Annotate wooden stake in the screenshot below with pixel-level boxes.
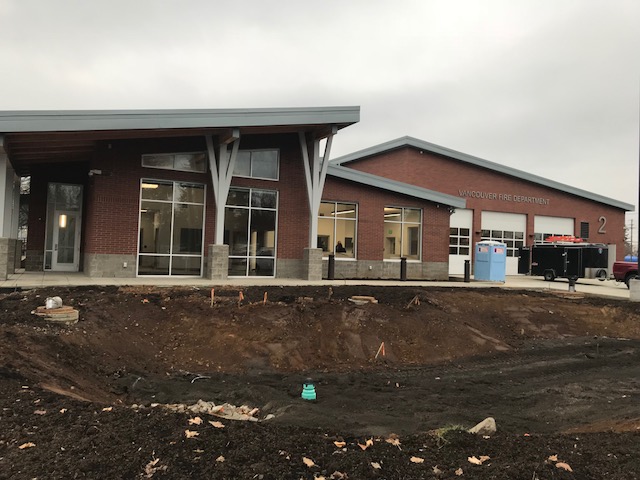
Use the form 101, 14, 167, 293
210, 288, 215, 307
263, 292, 268, 305
374, 341, 386, 359
238, 291, 244, 307
405, 295, 420, 309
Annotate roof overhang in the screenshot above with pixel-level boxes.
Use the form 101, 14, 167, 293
0, 106, 360, 174
332, 136, 634, 212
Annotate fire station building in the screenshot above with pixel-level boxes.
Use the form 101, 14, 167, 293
0, 109, 632, 281
332, 136, 633, 276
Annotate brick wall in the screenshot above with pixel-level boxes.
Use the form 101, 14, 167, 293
85, 137, 215, 256
343, 147, 627, 259
322, 176, 451, 263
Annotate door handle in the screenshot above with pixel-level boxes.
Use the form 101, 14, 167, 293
54, 244, 58, 251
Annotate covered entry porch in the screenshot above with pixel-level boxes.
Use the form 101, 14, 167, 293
0, 107, 359, 280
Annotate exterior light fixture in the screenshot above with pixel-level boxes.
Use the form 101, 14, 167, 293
59, 214, 67, 228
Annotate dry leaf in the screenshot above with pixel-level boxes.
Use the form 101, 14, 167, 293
194, 449, 204, 453
302, 456, 316, 467
184, 430, 199, 438
208, 420, 225, 429
410, 456, 425, 464
329, 472, 347, 479
188, 417, 203, 425
333, 440, 346, 448
142, 298, 149, 303
371, 462, 382, 470
556, 462, 573, 472
59, 408, 67, 414
432, 465, 442, 474
385, 434, 401, 449
102, 407, 113, 412
468, 455, 490, 465
143, 458, 167, 477
216, 455, 225, 463
455, 467, 464, 475
314, 476, 326, 480
548, 454, 558, 462
358, 438, 374, 450
33, 410, 47, 415
19, 442, 36, 449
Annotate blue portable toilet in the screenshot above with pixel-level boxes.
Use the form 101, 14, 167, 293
474, 241, 507, 282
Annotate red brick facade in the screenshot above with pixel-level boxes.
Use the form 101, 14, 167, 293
31, 135, 621, 276
322, 177, 450, 263
341, 147, 627, 259
27, 135, 453, 274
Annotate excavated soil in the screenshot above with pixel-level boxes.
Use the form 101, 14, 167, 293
1, 285, 640, 479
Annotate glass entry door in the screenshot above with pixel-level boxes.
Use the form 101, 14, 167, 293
52, 210, 81, 271
44, 184, 83, 272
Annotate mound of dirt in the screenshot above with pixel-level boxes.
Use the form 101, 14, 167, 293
1, 285, 640, 478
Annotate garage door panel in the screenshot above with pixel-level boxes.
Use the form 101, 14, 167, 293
449, 209, 472, 275
481, 212, 526, 275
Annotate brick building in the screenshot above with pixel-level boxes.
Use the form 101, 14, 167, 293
332, 136, 633, 276
0, 111, 632, 281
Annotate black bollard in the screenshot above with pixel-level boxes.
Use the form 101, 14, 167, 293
327, 254, 335, 280
400, 257, 407, 281
568, 276, 577, 292
464, 259, 471, 283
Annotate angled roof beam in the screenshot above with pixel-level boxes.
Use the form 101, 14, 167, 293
300, 126, 337, 248
205, 129, 240, 244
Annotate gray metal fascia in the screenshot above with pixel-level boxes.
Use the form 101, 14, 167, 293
332, 136, 634, 211
0, 106, 360, 133
327, 165, 466, 209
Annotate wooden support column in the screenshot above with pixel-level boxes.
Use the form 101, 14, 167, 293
299, 126, 336, 248
205, 129, 240, 245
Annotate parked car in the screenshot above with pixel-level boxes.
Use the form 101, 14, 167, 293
612, 261, 638, 288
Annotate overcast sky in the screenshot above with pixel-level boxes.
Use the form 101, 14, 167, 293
2, 0, 639, 222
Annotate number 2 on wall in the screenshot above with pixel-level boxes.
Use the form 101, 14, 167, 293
598, 216, 606, 234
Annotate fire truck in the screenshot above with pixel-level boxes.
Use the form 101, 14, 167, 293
518, 236, 609, 282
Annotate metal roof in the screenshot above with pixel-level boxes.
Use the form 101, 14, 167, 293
328, 164, 466, 208
332, 136, 634, 211
0, 106, 360, 175
0, 106, 360, 133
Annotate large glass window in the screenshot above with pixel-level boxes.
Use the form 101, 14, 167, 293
142, 152, 206, 173
233, 150, 279, 180
317, 202, 357, 258
138, 180, 205, 276
225, 187, 277, 277
383, 207, 421, 260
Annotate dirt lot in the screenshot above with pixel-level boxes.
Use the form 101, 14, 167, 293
1, 284, 640, 479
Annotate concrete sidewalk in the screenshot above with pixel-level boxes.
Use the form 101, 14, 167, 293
0, 270, 630, 299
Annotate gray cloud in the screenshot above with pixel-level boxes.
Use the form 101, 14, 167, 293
1, 0, 638, 213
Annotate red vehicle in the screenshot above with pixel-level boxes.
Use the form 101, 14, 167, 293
612, 261, 638, 288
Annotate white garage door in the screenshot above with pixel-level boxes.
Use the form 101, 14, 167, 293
480, 211, 526, 275
534, 215, 574, 242
449, 209, 473, 275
